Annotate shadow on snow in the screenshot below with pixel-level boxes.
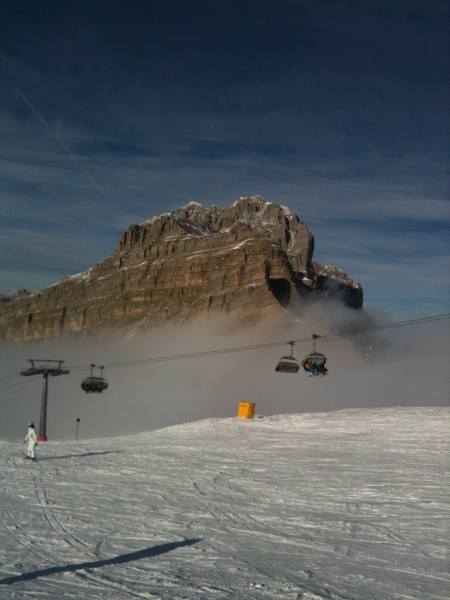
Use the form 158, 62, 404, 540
0, 538, 201, 585
37, 450, 124, 461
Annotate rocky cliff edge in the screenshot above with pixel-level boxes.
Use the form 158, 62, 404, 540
0, 196, 362, 342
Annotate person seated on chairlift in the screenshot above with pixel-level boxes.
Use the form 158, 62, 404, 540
304, 361, 318, 376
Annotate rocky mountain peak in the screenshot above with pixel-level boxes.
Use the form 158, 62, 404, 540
0, 197, 362, 342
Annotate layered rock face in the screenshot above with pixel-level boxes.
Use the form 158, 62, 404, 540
0, 196, 362, 342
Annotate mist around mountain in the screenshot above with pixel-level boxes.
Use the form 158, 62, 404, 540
1, 303, 448, 442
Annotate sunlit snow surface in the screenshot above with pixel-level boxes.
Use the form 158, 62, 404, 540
1, 407, 449, 599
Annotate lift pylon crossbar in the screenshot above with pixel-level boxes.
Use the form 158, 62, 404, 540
20, 359, 69, 377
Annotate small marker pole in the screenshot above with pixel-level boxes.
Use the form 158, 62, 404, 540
75, 418, 80, 441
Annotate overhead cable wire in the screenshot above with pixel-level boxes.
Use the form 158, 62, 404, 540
0, 372, 23, 383
322, 313, 450, 340
65, 312, 450, 372
2, 313, 448, 383
0, 378, 38, 391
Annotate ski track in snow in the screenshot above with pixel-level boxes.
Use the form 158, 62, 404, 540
1, 407, 449, 599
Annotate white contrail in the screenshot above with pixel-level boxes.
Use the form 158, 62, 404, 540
7, 77, 112, 202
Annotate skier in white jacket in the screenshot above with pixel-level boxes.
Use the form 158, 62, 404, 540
24, 421, 38, 461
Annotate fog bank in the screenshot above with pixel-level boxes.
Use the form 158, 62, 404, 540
1, 308, 448, 441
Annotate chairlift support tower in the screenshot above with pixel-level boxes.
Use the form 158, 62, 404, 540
20, 359, 69, 441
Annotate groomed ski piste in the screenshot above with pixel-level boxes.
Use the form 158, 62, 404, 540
1, 407, 449, 599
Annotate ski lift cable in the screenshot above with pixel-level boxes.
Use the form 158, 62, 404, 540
326, 313, 450, 339
0, 378, 39, 391
68, 339, 298, 371
1, 313, 448, 383
64, 312, 450, 372
0, 372, 23, 383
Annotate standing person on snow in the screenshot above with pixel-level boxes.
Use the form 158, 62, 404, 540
24, 421, 38, 461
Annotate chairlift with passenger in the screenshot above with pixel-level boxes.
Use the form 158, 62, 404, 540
81, 364, 108, 393
275, 341, 300, 373
301, 334, 328, 376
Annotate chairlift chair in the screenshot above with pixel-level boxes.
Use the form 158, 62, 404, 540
275, 341, 300, 373
301, 335, 328, 375
81, 364, 108, 393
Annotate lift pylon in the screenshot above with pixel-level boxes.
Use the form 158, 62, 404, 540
21, 359, 69, 441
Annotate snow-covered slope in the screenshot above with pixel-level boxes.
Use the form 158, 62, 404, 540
1, 407, 449, 599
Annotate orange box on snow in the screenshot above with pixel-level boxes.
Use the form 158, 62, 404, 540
237, 402, 255, 419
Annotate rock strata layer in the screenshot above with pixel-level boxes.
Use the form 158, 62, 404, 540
0, 196, 362, 342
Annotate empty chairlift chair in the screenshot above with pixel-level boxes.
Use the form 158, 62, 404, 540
275, 341, 300, 373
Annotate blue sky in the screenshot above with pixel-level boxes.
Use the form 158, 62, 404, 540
1, 0, 449, 319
